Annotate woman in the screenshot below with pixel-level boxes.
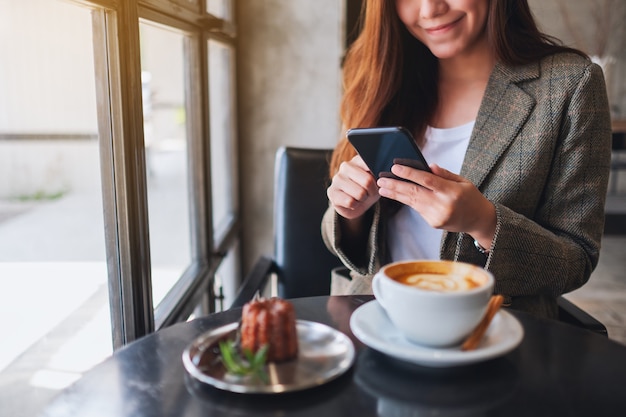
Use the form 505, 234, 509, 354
322, 0, 612, 318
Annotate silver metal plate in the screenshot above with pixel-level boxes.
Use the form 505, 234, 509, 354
182, 320, 355, 394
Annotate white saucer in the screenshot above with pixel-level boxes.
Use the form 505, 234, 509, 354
349, 300, 523, 368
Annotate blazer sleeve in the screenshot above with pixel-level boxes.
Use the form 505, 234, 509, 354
321, 203, 382, 276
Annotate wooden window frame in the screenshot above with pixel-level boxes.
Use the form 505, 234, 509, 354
85, 0, 239, 348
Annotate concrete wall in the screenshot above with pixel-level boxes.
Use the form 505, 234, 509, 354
236, 0, 345, 273
0, 0, 97, 133
528, 0, 626, 119
0, 1, 99, 199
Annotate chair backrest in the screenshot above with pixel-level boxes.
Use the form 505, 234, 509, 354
273, 147, 343, 298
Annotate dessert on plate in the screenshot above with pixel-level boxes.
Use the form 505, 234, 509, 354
240, 297, 299, 362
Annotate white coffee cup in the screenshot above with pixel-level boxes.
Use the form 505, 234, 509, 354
372, 260, 494, 347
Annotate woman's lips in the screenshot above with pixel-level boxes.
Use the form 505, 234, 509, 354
423, 16, 463, 35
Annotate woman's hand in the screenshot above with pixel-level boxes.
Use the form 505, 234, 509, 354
377, 163, 496, 248
327, 155, 380, 220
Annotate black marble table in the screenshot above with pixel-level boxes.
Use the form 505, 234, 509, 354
41, 295, 626, 416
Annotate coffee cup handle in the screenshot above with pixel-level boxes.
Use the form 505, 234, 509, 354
372, 273, 387, 308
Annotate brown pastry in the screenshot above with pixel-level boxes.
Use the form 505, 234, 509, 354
240, 297, 298, 362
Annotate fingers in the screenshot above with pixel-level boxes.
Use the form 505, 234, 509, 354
327, 156, 380, 219
390, 163, 460, 185
429, 163, 465, 181
376, 164, 436, 197
377, 174, 434, 212
376, 163, 485, 233
351, 154, 371, 172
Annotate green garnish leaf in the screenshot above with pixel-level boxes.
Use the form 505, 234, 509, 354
253, 345, 269, 368
218, 340, 269, 383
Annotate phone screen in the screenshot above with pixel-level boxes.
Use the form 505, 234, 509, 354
347, 126, 431, 180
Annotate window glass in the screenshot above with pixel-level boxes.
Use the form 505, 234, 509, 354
139, 22, 193, 307
0, 1, 111, 415
208, 39, 238, 244
207, 0, 232, 20
214, 239, 241, 311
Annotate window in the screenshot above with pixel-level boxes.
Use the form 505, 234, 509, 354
0, 1, 109, 414
139, 22, 193, 309
209, 40, 238, 247
0, 0, 239, 415
207, 0, 233, 20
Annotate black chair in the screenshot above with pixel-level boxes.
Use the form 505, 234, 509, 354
232, 147, 342, 306
232, 146, 608, 337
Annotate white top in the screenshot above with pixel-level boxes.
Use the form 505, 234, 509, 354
388, 121, 474, 261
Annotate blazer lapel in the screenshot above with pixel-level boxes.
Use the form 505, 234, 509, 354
460, 61, 539, 188
442, 61, 539, 260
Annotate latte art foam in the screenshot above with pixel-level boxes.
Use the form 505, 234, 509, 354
398, 273, 481, 292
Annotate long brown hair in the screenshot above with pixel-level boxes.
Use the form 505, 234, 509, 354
329, 0, 585, 177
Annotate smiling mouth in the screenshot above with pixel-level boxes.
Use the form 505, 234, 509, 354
424, 16, 464, 34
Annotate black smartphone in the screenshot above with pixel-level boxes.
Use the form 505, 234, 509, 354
346, 126, 431, 180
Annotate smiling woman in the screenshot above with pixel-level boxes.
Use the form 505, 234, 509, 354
395, 0, 491, 62
323, 0, 612, 320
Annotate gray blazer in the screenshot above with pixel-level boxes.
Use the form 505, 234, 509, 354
322, 52, 612, 318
